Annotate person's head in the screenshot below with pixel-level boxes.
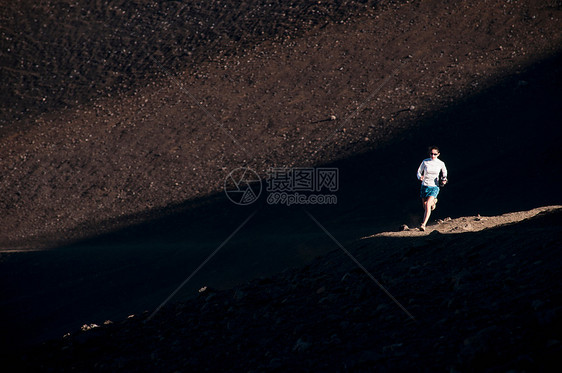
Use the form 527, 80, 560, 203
428, 146, 440, 159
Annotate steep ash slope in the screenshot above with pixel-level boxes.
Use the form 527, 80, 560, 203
1, 0, 561, 249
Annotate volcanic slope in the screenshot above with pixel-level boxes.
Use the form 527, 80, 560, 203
1, 0, 562, 249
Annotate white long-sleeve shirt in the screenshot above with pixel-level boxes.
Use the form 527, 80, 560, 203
417, 158, 447, 187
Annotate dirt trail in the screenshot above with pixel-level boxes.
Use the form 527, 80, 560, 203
367, 205, 562, 237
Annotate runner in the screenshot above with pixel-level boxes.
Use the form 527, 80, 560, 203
417, 146, 448, 231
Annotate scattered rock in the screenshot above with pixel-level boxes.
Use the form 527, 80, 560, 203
293, 338, 311, 353
268, 358, 283, 369
81, 324, 99, 331
233, 289, 246, 301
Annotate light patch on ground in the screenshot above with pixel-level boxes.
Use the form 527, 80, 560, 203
362, 205, 562, 238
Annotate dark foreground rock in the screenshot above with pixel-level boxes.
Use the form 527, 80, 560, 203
10, 208, 562, 372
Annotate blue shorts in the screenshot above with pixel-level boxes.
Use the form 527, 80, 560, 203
420, 185, 440, 199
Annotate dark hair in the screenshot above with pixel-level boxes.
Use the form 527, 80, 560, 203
428, 146, 440, 153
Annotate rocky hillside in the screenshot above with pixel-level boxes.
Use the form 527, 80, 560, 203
1, 0, 561, 249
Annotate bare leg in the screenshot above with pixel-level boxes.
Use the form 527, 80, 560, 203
421, 196, 434, 230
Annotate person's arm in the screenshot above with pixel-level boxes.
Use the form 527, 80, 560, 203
441, 162, 448, 184
417, 162, 425, 181
441, 162, 448, 179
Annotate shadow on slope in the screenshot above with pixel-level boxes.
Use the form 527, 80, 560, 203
10, 208, 562, 371
1, 49, 561, 353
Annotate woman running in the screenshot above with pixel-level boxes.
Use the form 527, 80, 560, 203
417, 146, 447, 231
